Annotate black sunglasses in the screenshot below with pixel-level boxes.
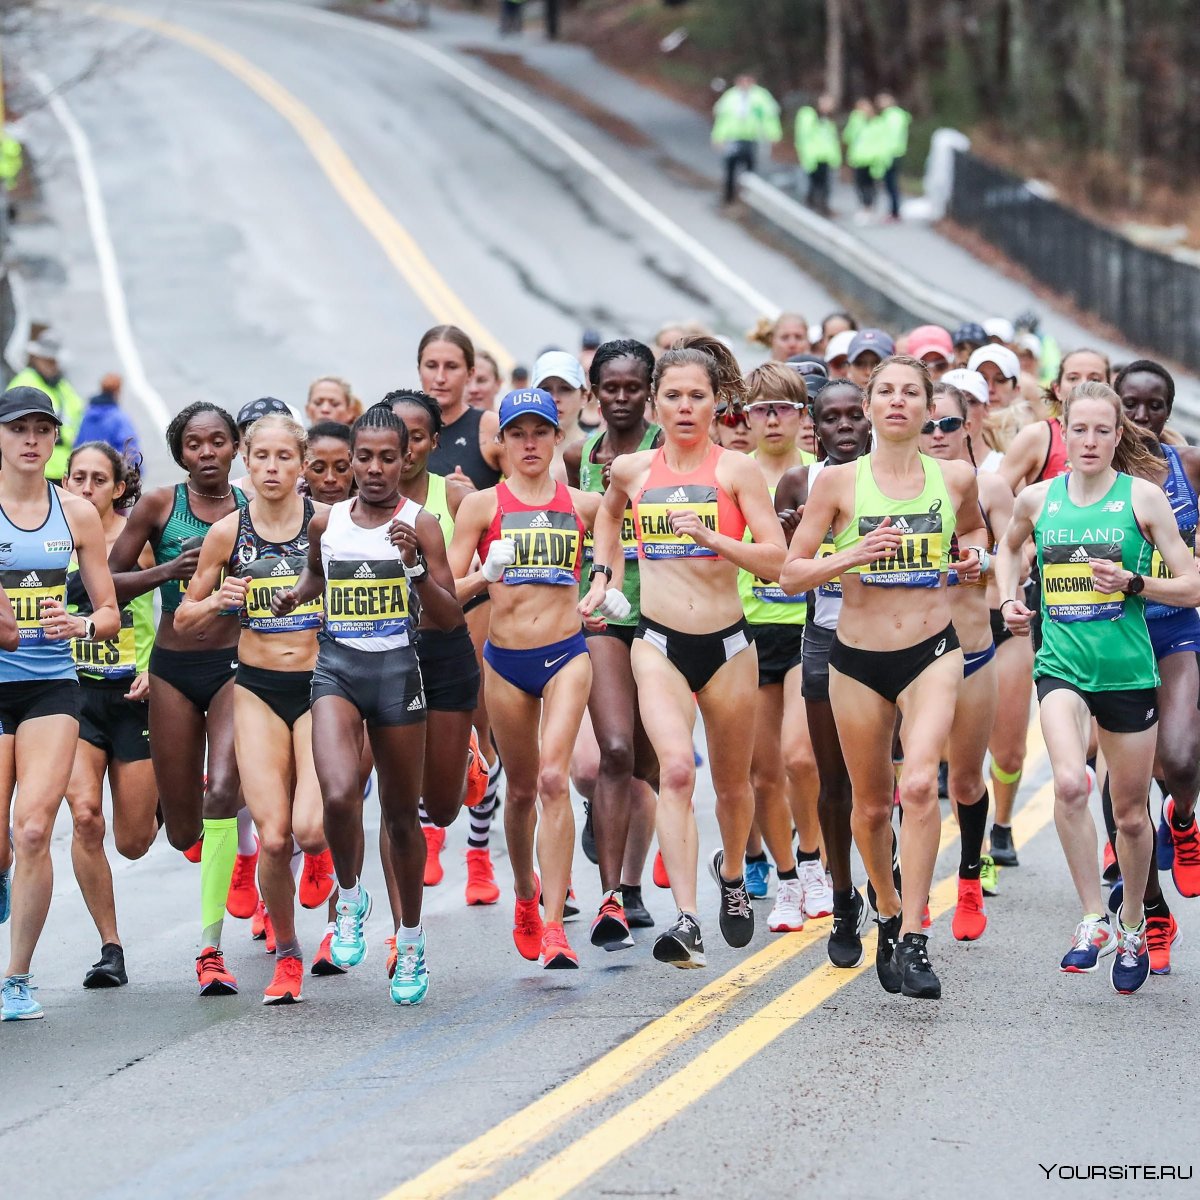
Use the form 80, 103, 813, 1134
921, 416, 964, 435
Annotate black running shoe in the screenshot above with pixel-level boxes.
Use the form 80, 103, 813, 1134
875, 914, 902, 994
83, 943, 127, 989
621, 885, 654, 928
866, 830, 903, 914
581, 799, 598, 865
652, 912, 706, 968
894, 932, 942, 999
828, 888, 869, 968
990, 823, 1019, 867
708, 849, 754, 948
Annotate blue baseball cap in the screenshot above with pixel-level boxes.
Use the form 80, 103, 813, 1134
498, 388, 560, 431
847, 329, 896, 364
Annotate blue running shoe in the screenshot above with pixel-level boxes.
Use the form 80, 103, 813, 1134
1157, 815, 1175, 872
332, 887, 372, 968
1, 974, 43, 1021
1060, 914, 1117, 973
1107, 878, 1123, 918
745, 857, 771, 900
1111, 916, 1150, 995
390, 932, 430, 1006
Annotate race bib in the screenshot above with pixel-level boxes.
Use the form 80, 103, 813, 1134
1148, 526, 1195, 584
857, 511, 943, 588
1, 567, 68, 644
242, 555, 322, 633
638, 484, 719, 559
324, 559, 409, 638
817, 536, 841, 598
500, 510, 581, 586
1042, 542, 1123, 622
73, 608, 137, 679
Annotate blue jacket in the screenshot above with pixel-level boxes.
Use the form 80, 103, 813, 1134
76, 394, 141, 459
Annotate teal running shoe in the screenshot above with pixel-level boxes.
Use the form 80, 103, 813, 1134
390, 932, 430, 1006
331, 887, 372, 968
745, 856, 771, 899
2, 974, 44, 1021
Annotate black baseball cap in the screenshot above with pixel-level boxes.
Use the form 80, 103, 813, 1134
951, 322, 988, 349
236, 396, 290, 429
0, 385, 63, 425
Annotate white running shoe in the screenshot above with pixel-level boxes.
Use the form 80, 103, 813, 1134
799, 859, 834, 918
767, 878, 806, 932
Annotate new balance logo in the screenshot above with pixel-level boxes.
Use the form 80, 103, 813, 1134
1102, 500, 1126, 512
529, 512, 552, 528
1068, 546, 1091, 563
270, 560, 292, 576
666, 488, 689, 503
354, 562, 375, 579
407, 695, 424, 711
19, 571, 41, 588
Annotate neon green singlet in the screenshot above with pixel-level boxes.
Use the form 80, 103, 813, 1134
422, 471, 454, 548
738, 484, 806, 624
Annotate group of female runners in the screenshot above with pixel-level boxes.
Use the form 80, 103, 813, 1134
2, 318, 1198, 1020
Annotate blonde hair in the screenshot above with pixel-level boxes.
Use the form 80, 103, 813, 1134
308, 375, 353, 405
747, 311, 808, 349
982, 397, 1036, 453
243, 412, 308, 458
746, 361, 809, 406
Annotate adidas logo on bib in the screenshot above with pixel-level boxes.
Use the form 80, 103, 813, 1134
270, 560, 292, 577
1069, 546, 1091, 563
891, 517, 913, 534
529, 512, 553, 528
20, 571, 41, 588
666, 488, 689, 503
354, 562, 376, 579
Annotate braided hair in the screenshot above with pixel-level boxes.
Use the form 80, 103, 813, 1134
588, 339, 655, 390
165, 401, 239, 468
353, 402, 409, 453
384, 388, 443, 436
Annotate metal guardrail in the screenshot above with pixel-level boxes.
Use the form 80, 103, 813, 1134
949, 150, 1200, 374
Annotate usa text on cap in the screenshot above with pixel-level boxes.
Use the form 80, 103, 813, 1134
498, 388, 560, 430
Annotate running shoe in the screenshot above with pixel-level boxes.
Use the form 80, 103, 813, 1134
464, 728, 488, 809
263, 909, 276, 954
652, 849, 670, 889
581, 799, 598, 865
979, 854, 1000, 898
799, 859, 833, 918
1106, 879, 1123, 918
767, 878, 805, 932
1166, 800, 1200, 898
1156, 812, 1175, 872
1060, 914, 1117, 973
183, 836, 204, 864
465, 848, 500, 906
263, 955, 304, 1005
310, 929, 346, 976
988, 824, 1018, 868
513, 878, 544, 961
894, 933, 941, 999
590, 890, 634, 950
708, 849, 754, 948
385, 935, 398, 980
82, 943, 127, 989
621, 885, 654, 928
828, 888, 869, 968
921, 905, 931, 930
251, 898, 268, 941
423, 826, 445, 887
391, 933, 430, 1003
745, 856, 771, 899
196, 947, 238, 996
1111, 915, 1150, 995
951, 878, 987, 942
652, 912, 706, 968
331, 887, 372, 968
226, 840, 260, 920
1, 974, 43, 1021
1146, 912, 1180, 975
1102, 840, 1120, 884
0, 859, 10, 926
298, 849, 335, 909
540, 921, 579, 970
875, 913, 902, 993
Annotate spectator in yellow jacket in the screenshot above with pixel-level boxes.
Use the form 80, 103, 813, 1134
794, 94, 841, 216
8, 332, 84, 482
712, 73, 782, 205
875, 92, 912, 220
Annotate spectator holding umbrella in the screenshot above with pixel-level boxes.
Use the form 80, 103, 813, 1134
711, 72, 782, 205
76, 373, 141, 459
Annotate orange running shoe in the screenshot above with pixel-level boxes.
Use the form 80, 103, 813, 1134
310, 930, 346, 976
465, 848, 500, 906
513, 877, 544, 960
922, 904, 932, 930
385, 935, 398, 980
652, 850, 670, 889
1102, 839, 1120, 884
590, 890, 633, 950
183, 836, 204, 864
464, 728, 488, 808
299, 849, 335, 909
264, 909, 276, 955
251, 898, 267, 941
196, 946, 238, 996
226, 841, 260, 919
263, 954, 303, 1005
1147, 912, 1180, 975
540, 920, 579, 970
423, 826, 445, 887
951, 878, 987, 941
1166, 800, 1200, 898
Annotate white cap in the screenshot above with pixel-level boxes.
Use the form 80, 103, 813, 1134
532, 350, 587, 391
824, 329, 856, 363
982, 316, 1015, 344
967, 344, 1021, 382
941, 368, 989, 406
808, 323, 824, 348
1015, 331, 1041, 358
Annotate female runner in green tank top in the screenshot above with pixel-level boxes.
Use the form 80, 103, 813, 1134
62, 443, 158, 989
996, 381, 1200, 994
563, 340, 662, 944
781, 356, 987, 1000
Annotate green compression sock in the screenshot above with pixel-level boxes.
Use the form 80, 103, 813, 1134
200, 817, 239, 949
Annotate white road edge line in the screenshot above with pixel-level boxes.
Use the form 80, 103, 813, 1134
234, 0, 783, 321
27, 67, 171, 428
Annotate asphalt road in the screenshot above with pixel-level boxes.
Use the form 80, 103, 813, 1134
2, 3, 1197, 1199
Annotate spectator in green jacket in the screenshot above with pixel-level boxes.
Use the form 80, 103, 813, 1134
844, 97, 882, 216
712, 73, 782, 205
875, 92, 912, 220
794, 94, 841, 217
8, 332, 84, 482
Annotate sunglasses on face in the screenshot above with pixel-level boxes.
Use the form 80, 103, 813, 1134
746, 400, 803, 419
714, 404, 750, 428
921, 416, 964, 435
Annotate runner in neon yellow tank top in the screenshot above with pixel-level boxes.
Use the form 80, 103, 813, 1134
782, 355, 988, 1001
997, 381, 1200, 994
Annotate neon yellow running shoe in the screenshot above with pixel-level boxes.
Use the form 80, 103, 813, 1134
979, 854, 1000, 898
